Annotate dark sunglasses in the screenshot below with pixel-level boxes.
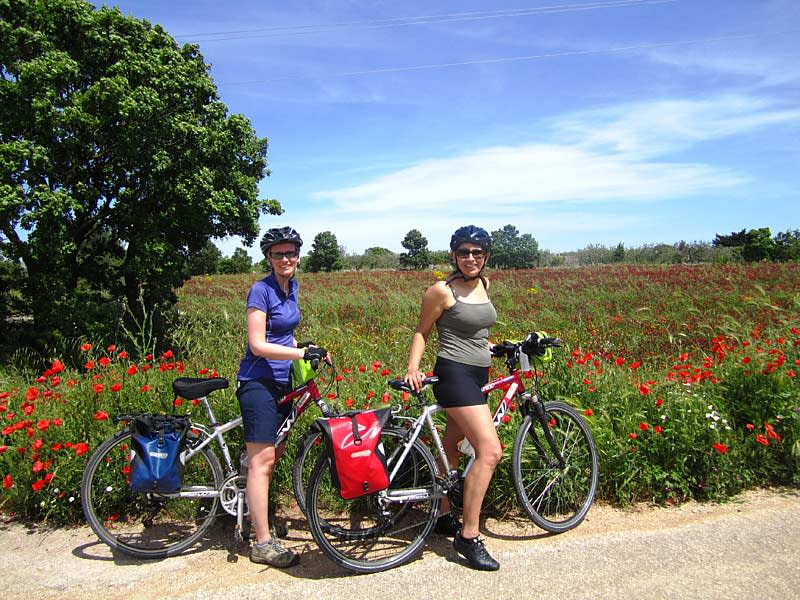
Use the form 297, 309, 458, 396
455, 248, 486, 259
269, 250, 299, 260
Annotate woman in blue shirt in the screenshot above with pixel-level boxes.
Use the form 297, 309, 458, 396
236, 226, 327, 568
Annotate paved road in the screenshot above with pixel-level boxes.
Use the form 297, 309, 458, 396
2, 489, 798, 600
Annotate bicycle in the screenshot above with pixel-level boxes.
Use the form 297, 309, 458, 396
305, 332, 599, 573
81, 358, 337, 559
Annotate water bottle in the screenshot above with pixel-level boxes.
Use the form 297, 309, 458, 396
318, 397, 332, 417
239, 450, 248, 476
457, 438, 475, 458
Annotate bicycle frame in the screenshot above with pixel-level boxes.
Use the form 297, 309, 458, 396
174, 378, 326, 500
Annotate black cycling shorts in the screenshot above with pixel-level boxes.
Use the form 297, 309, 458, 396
432, 356, 490, 408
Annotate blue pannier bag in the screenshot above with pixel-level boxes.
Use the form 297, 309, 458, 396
129, 414, 191, 493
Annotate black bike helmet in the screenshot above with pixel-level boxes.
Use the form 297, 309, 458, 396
449, 225, 492, 253
260, 226, 303, 255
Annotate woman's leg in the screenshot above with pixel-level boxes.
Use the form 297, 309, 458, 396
444, 404, 502, 539
438, 413, 464, 515
245, 441, 277, 544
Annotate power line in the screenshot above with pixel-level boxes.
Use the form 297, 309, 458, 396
177, 0, 677, 42
218, 30, 797, 86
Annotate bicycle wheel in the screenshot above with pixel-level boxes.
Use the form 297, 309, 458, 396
306, 427, 439, 573
81, 429, 224, 558
291, 429, 326, 515
512, 402, 599, 533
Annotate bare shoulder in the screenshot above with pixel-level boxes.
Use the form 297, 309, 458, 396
425, 280, 450, 298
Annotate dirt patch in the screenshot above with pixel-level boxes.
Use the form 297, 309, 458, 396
1, 487, 798, 600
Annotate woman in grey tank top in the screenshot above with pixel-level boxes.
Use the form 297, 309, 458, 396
403, 226, 502, 571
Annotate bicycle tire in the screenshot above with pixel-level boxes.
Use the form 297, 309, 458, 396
81, 428, 224, 558
511, 402, 599, 533
291, 429, 326, 515
306, 427, 439, 573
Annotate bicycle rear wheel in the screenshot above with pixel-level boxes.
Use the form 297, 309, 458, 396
291, 429, 326, 515
512, 402, 598, 533
306, 427, 439, 573
81, 429, 223, 558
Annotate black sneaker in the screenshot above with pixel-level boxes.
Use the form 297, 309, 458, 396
434, 512, 462, 536
453, 532, 500, 571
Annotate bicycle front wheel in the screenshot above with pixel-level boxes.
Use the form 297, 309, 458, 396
512, 402, 599, 533
306, 427, 440, 573
81, 429, 224, 558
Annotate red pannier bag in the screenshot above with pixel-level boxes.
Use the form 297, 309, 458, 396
314, 408, 392, 500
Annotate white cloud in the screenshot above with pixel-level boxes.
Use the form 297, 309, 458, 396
296, 93, 799, 252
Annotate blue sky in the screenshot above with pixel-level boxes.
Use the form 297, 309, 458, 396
101, 0, 799, 256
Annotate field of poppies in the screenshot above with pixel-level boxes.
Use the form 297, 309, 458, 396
1, 263, 798, 524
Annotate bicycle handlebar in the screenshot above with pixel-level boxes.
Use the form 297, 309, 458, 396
491, 332, 563, 359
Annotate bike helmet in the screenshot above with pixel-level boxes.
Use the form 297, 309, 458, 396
450, 225, 492, 253
260, 226, 303, 255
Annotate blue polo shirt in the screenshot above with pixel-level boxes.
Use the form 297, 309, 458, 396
237, 273, 300, 384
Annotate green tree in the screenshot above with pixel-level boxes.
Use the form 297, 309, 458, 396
219, 247, 253, 274
773, 229, 800, 262
612, 242, 625, 263
489, 225, 539, 269
0, 0, 281, 349
713, 230, 747, 247
305, 231, 343, 272
187, 240, 222, 276
742, 228, 775, 262
399, 229, 431, 270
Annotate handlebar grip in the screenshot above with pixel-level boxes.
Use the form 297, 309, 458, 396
310, 357, 320, 370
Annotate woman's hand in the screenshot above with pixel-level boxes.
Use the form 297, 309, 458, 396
404, 367, 424, 392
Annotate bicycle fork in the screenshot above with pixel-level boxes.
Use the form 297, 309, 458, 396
525, 393, 566, 469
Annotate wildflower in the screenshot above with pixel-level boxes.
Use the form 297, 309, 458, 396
382, 392, 390, 404
50, 360, 65, 374
615, 357, 625, 366
107, 344, 116, 353
0, 445, 7, 453
638, 384, 651, 396
32, 460, 45, 473
712, 443, 728, 454
52, 418, 62, 427
25, 387, 39, 402
74, 443, 90, 456
80, 343, 92, 352
161, 350, 174, 360
2, 474, 12, 489
639, 422, 650, 431
628, 433, 638, 440
655, 398, 664, 408
654, 425, 663, 435
94, 411, 109, 421
31, 479, 46, 492
110, 383, 122, 393
754, 434, 769, 446
345, 398, 354, 408
629, 361, 641, 370
139, 385, 151, 393
118, 351, 129, 360
198, 367, 209, 375
746, 423, 755, 431
127, 365, 138, 376
764, 422, 781, 441
93, 384, 104, 394
98, 357, 110, 367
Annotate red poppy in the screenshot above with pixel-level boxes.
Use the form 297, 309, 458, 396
94, 410, 109, 421
746, 423, 755, 431
110, 383, 122, 392
93, 384, 104, 394
358, 365, 367, 372
127, 365, 138, 376
31, 479, 45, 491
754, 434, 769, 446
655, 398, 664, 408
628, 433, 638, 440
145, 353, 154, 361
787, 370, 796, 378
0, 445, 7, 453
139, 385, 151, 393
741, 357, 751, 364
118, 351, 129, 360
583, 408, 593, 417
50, 359, 65, 374
84, 361, 95, 371
712, 443, 728, 454
32, 460, 45, 473
25, 387, 38, 402
501, 414, 511, 424
638, 384, 651, 396
382, 392, 391, 404
764, 423, 781, 441
80, 343, 92, 352
654, 425, 663, 434
32, 438, 43, 451
335, 375, 344, 382
615, 357, 625, 366
161, 349, 174, 359
639, 422, 650, 431
629, 361, 641, 369
74, 442, 90, 456
2, 474, 12, 489
345, 398, 354, 408
52, 418, 62, 427
198, 367, 209, 375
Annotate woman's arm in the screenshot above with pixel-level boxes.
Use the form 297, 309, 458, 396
404, 282, 449, 390
246, 308, 305, 361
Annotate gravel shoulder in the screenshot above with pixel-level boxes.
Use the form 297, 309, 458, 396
2, 487, 799, 600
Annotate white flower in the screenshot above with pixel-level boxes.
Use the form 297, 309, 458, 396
68, 496, 75, 503
105, 486, 113, 492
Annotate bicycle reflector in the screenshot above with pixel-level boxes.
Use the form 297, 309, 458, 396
291, 358, 317, 385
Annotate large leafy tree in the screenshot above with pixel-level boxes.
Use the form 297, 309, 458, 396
0, 0, 281, 347
305, 231, 343, 273
773, 229, 800, 262
742, 228, 776, 262
489, 224, 539, 269
399, 229, 431, 270
219, 248, 253, 274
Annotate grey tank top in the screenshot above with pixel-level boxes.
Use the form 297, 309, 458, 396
436, 288, 497, 368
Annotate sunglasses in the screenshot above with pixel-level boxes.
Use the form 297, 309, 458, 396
269, 250, 299, 260
455, 248, 486, 259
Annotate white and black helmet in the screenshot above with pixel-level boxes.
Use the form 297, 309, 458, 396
260, 226, 303, 255
450, 225, 492, 252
